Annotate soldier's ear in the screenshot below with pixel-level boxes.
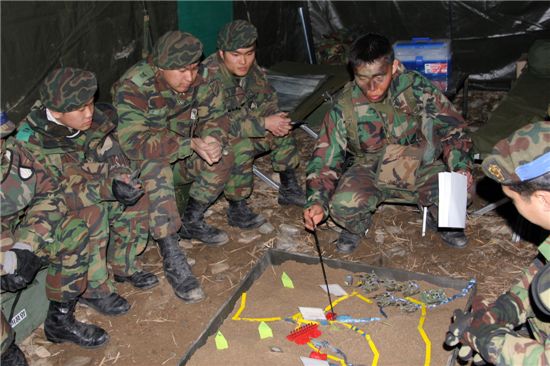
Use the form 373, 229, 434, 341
535, 190, 550, 211
50, 110, 63, 120
218, 50, 225, 61
391, 60, 399, 75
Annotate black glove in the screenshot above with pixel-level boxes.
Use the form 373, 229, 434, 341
446, 308, 473, 347
112, 173, 144, 206
1, 249, 42, 292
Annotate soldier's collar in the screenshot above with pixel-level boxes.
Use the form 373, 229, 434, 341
539, 236, 550, 261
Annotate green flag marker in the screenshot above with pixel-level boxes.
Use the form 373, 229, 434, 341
215, 331, 228, 350
258, 321, 273, 339
281, 272, 294, 288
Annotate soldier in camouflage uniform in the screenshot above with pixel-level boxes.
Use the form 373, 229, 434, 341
15, 68, 154, 346
303, 33, 473, 253
112, 31, 233, 302
446, 121, 550, 365
197, 19, 305, 230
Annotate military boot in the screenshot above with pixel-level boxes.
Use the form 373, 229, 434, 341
427, 212, 468, 248
79, 292, 130, 316
157, 234, 205, 303
44, 300, 109, 348
278, 168, 306, 207
335, 229, 361, 254
227, 200, 267, 229
180, 198, 228, 246
1, 342, 28, 366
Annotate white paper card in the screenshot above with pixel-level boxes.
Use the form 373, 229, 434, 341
300, 356, 330, 366
299, 307, 326, 321
319, 284, 348, 296
438, 172, 467, 228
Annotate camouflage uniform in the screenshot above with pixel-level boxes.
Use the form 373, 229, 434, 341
452, 121, 550, 365
112, 46, 233, 241
305, 62, 472, 235
198, 21, 300, 201
16, 69, 146, 300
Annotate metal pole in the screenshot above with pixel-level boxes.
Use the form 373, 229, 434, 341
298, 6, 316, 64
252, 165, 280, 190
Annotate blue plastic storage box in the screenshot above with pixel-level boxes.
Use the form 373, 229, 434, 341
393, 38, 451, 91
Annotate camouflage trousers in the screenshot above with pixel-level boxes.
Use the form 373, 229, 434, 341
329, 160, 445, 234
3, 212, 90, 303
132, 151, 234, 240
1, 313, 13, 355
225, 133, 300, 200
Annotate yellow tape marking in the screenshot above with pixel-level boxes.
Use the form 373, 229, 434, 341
406, 297, 431, 366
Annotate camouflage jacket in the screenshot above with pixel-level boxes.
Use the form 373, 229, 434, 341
16, 106, 131, 209
0, 137, 66, 275
198, 52, 279, 139
113, 58, 221, 164
478, 235, 550, 365
305, 63, 473, 214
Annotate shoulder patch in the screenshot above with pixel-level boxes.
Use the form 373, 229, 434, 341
15, 122, 33, 142
130, 65, 155, 87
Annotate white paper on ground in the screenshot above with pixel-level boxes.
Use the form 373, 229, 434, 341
438, 172, 467, 228
299, 307, 327, 321
319, 284, 348, 296
300, 356, 330, 366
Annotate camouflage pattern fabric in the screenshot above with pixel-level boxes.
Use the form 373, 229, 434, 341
112, 59, 233, 240
217, 20, 258, 51
16, 106, 146, 299
198, 53, 300, 200
482, 121, 550, 185
1, 313, 13, 355
459, 239, 550, 365
153, 31, 203, 70
39, 68, 97, 112
305, 62, 472, 232
1, 137, 90, 302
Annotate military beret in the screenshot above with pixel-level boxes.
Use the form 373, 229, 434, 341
153, 31, 203, 69
482, 121, 550, 184
0, 112, 15, 139
40, 68, 97, 112
217, 20, 257, 51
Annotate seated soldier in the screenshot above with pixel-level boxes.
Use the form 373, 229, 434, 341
113, 31, 234, 302
197, 19, 305, 230
446, 121, 550, 365
1, 114, 105, 358
16, 68, 153, 319
303, 33, 473, 253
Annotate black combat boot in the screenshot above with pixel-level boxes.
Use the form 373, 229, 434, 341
114, 270, 159, 290
227, 200, 267, 229
1, 342, 28, 366
335, 229, 361, 254
278, 168, 306, 207
157, 234, 205, 303
426, 212, 468, 248
44, 300, 109, 348
79, 292, 130, 316
180, 198, 228, 246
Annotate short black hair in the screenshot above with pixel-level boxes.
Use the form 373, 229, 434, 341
507, 171, 550, 196
349, 33, 394, 71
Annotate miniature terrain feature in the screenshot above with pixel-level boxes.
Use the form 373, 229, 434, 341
186, 253, 474, 366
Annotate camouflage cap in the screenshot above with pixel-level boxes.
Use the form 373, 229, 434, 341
153, 31, 203, 69
217, 20, 257, 51
482, 121, 550, 184
40, 68, 97, 112
0, 112, 15, 139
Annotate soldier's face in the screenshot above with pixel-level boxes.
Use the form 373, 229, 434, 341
219, 45, 256, 77
159, 63, 199, 93
354, 58, 398, 103
502, 185, 550, 230
51, 98, 94, 131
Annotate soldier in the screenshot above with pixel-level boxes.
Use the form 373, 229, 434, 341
113, 31, 234, 302
1, 113, 106, 358
303, 33, 473, 253
198, 19, 305, 230
446, 121, 550, 365
16, 68, 154, 321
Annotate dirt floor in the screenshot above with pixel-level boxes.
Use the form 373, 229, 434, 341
19, 90, 548, 366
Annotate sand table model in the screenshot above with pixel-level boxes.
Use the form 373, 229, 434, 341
187, 254, 475, 366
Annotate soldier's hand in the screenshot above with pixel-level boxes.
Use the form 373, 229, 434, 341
446, 308, 473, 347
265, 112, 292, 137
112, 174, 144, 206
192, 137, 222, 165
304, 204, 324, 231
